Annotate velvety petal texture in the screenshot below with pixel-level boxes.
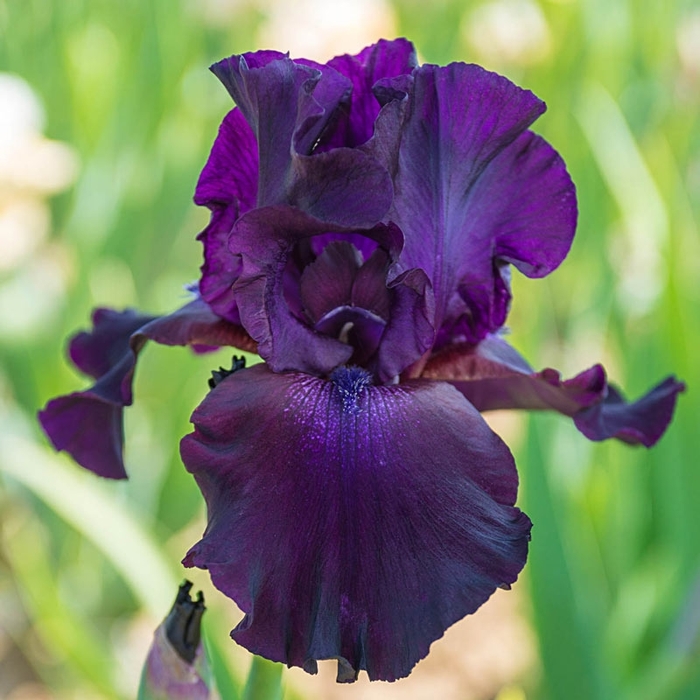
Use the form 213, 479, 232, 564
209, 50, 394, 222
39, 299, 256, 479
181, 364, 531, 682
322, 38, 417, 149
422, 335, 686, 447
197, 47, 398, 323
195, 108, 258, 322
211, 51, 336, 205
40, 308, 156, 479
387, 63, 576, 343
232, 205, 434, 380
38, 38, 685, 687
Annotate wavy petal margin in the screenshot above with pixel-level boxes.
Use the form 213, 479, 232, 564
322, 38, 417, 149
422, 335, 685, 447
232, 206, 433, 379
181, 364, 530, 682
38, 299, 255, 478
387, 63, 575, 343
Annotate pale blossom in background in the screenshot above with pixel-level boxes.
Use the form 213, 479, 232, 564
259, 0, 396, 60
463, 0, 551, 69
0, 73, 78, 272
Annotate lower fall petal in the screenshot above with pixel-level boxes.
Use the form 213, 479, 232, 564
181, 364, 530, 682
573, 377, 685, 447
423, 335, 685, 447
39, 299, 256, 479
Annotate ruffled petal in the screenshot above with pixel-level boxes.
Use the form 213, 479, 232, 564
67, 308, 157, 381
194, 108, 258, 212
181, 364, 530, 682
194, 108, 258, 322
388, 63, 576, 342
321, 38, 417, 149
209, 51, 394, 227
196, 206, 242, 323
423, 335, 685, 447
39, 309, 155, 478
233, 207, 360, 375
465, 131, 577, 279
374, 267, 435, 383
232, 206, 401, 375
38, 299, 255, 478
233, 206, 433, 379
573, 378, 685, 446
211, 52, 350, 206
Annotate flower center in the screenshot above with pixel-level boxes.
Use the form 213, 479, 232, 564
297, 240, 392, 367
330, 365, 373, 412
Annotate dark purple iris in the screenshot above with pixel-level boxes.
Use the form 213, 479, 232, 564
39, 39, 685, 683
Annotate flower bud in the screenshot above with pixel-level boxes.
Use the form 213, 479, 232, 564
138, 581, 216, 700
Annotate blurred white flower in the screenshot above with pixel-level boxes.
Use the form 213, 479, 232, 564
258, 0, 396, 61
677, 11, 700, 79
677, 11, 700, 103
463, 0, 551, 68
0, 74, 77, 342
0, 73, 78, 273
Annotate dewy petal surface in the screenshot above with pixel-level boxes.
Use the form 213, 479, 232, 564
181, 364, 531, 682
39, 299, 256, 479
423, 335, 685, 447
388, 63, 576, 342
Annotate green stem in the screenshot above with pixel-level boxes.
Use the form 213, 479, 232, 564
242, 656, 284, 700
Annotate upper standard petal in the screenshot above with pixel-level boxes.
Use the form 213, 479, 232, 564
387, 63, 575, 344
181, 364, 530, 682
321, 38, 417, 149
211, 52, 350, 206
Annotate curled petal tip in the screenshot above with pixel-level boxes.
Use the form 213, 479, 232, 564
425, 338, 684, 447
39, 300, 254, 478
574, 375, 686, 448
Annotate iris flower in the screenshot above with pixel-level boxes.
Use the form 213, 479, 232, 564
39, 39, 684, 682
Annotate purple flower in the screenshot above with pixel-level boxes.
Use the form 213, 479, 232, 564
39, 299, 256, 479
39, 39, 684, 683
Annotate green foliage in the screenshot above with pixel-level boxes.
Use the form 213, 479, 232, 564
0, 0, 698, 698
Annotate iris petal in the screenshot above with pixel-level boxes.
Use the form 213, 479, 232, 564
232, 205, 432, 379
387, 63, 576, 342
211, 52, 333, 205
423, 335, 685, 447
194, 107, 258, 212
38, 299, 255, 478
321, 38, 417, 149
573, 378, 685, 446
445, 132, 577, 344
195, 108, 258, 321
181, 364, 530, 682
466, 131, 577, 279
299, 241, 362, 323
196, 206, 242, 324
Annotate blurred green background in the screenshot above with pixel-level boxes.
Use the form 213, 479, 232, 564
0, 0, 698, 698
